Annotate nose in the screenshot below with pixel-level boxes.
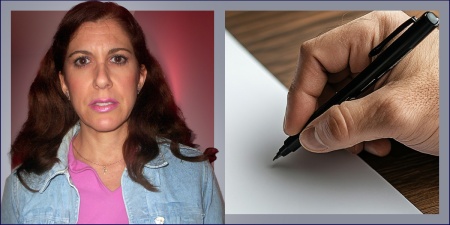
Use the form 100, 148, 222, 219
93, 63, 112, 89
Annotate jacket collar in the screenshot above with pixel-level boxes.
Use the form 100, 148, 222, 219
20, 123, 168, 192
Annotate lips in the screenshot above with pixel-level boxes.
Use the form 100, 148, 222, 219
89, 98, 119, 113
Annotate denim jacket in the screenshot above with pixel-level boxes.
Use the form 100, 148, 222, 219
1, 124, 224, 224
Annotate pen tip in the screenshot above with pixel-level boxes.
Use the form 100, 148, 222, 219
273, 154, 280, 161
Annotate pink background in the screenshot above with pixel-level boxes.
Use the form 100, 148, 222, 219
11, 11, 214, 151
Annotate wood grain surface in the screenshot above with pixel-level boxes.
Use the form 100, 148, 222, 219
226, 10, 439, 214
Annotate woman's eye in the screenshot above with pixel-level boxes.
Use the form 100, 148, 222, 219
74, 56, 90, 67
111, 55, 128, 65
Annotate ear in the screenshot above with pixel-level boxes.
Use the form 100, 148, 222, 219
138, 64, 147, 90
59, 71, 68, 94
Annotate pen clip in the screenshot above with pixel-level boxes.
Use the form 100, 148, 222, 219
369, 16, 417, 57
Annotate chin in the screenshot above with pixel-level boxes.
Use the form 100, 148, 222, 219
84, 119, 128, 133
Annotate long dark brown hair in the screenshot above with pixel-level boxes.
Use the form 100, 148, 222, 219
11, 1, 207, 192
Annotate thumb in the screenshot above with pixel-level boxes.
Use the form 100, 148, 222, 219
299, 90, 392, 153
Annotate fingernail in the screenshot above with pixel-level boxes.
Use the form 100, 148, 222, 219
283, 104, 289, 132
364, 144, 378, 155
300, 126, 328, 152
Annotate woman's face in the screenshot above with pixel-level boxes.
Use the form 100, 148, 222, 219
59, 19, 147, 133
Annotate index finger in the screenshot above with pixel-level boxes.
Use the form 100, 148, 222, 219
283, 12, 380, 136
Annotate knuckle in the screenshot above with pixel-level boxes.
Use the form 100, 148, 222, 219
299, 40, 315, 57
368, 11, 388, 20
321, 105, 351, 143
376, 93, 409, 132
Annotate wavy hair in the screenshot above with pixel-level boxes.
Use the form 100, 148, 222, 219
11, 1, 207, 192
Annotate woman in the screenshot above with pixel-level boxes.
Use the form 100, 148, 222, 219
1, 1, 224, 224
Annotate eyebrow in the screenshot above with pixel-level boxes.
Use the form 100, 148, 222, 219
67, 48, 133, 58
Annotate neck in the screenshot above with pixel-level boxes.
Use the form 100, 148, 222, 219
73, 123, 128, 165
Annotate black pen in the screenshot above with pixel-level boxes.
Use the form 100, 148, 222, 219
273, 11, 439, 161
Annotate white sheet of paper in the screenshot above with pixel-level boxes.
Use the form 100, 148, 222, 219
225, 30, 421, 214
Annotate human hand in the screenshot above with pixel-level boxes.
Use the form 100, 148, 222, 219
283, 11, 439, 156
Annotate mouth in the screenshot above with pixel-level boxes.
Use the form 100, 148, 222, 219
89, 98, 119, 113
95, 102, 114, 106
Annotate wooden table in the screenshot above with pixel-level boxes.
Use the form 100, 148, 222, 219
226, 10, 439, 214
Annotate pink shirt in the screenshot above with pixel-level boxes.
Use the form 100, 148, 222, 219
68, 139, 129, 224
